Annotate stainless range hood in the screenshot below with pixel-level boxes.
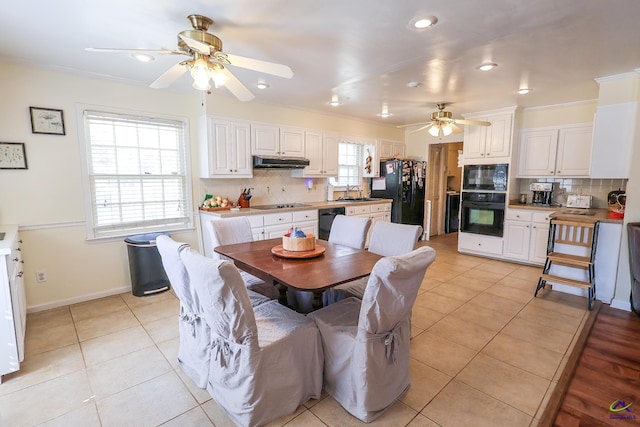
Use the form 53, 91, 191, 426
252, 155, 310, 169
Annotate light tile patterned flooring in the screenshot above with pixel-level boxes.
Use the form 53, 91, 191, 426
0, 233, 590, 426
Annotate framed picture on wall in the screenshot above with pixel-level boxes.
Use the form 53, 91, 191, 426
0, 142, 28, 169
29, 107, 65, 135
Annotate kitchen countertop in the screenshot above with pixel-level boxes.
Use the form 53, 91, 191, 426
508, 203, 622, 224
199, 199, 393, 218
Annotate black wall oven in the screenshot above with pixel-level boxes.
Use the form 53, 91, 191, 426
463, 164, 508, 191
460, 192, 506, 237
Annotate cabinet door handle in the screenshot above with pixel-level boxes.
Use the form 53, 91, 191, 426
557, 170, 561, 174
550, 171, 554, 174
18, 240, 23, 244
486, 153, 491, 156
18, 271, 23, 277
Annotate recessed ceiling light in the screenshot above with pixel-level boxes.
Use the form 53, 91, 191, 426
328, 94, 342, 107
518, 88, 532, 95
409, 16, 438, 30
377, 103, 392, 118
406, 81, 422, 88
256, 81, 270, 90
477, 62, 498, 71
131, 53, 155, 63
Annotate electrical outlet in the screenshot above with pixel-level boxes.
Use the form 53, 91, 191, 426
36, 270, 47, 283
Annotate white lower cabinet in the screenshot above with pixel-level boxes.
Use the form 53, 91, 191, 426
503, 210, 551, 265
1, 226, 26, 382
458, 232, 503, 256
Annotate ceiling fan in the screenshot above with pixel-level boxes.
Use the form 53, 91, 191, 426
398, 103, 491, 137
86, 14, 293, 101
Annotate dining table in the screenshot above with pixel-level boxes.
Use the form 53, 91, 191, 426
214, 238, 383, 311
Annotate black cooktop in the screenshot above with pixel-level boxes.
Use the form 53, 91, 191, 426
251, 203, 311, 210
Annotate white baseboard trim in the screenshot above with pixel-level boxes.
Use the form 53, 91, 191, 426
27, 285, 131, 313
610, 298, 632, 312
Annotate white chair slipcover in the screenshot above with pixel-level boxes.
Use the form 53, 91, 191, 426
309, 246, 436, 422
328, 214, 371, 249
180, 247, 324, 427
205, 217, 279, 300
324, 221, 424, 303
156, 236, 270, 389
290, 215, 371, 313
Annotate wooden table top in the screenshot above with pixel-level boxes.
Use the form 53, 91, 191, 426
214, 238, 382, 292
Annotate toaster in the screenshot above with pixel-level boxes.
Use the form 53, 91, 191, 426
566, 195, 592, 209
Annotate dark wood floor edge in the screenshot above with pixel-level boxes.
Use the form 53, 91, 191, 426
537, 300, 602, 427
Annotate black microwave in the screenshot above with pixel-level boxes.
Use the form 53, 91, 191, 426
463, 164, 508, 191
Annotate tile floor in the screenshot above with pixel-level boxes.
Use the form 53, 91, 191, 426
0, 233, 591, 427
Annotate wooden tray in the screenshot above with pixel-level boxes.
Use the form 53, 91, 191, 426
271, 245, 326, 259
199, 206, 233, 212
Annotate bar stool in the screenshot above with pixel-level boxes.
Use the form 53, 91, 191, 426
535, 219, 599, 310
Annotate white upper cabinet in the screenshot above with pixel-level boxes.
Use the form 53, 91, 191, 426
517, 124, 592, 177
462, 107, 515, 164
200, 116, 252, 178
292, 131, 339, 177
251, 123, 306, 158
379, 140, 405, 159
590, 102, 637, 178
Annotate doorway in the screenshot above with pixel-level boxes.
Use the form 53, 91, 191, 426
427, 142, 463, 237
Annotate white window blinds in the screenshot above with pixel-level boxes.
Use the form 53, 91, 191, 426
83, 110, 191, 239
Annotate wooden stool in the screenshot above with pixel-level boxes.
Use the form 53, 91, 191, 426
535, 219, 599, 310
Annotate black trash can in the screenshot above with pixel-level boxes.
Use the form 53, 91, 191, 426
125, 232, 171, 297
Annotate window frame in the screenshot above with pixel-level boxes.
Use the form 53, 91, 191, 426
329, 141, 363, 190
77, 105, 194, 240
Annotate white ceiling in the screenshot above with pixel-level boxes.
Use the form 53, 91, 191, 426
2, 0, 640, 127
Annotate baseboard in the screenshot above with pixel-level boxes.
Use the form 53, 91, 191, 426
610, 298, 632, 312
27, 285, 131, 313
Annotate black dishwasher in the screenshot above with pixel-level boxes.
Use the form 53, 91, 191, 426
318, 207, 346, 240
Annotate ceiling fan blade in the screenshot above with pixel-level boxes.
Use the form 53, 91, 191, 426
220, 68, 255, 101
150, 62, 187, 88
451, 123, 464, 134
86, 47, 186, 56
178, 34, 211, 55
454, 119, 491, 126
397, 120, 434, 129
224, 53, 294, 79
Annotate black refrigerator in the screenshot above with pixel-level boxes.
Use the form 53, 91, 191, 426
370, 159, 426, 226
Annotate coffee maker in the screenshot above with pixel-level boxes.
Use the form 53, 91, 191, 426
530, 182, 554, 206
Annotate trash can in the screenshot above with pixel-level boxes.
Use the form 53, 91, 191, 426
627, 223, 640, 316
125, 232, 170, 297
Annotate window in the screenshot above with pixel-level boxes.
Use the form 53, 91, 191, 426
80, 109, 192, 239
329, 141, 361, 188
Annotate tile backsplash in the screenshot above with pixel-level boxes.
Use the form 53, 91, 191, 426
517, 178, 627, 208
199, 169, 330, 207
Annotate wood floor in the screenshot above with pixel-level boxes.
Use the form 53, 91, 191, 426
553, 304, 640, 426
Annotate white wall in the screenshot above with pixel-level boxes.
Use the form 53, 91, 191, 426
0, 61, 402, 311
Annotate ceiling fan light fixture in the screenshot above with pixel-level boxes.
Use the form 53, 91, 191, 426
190, 58, 212, 91
442, 123, 453, 136
477, 62, 498, 71
428, 125, 441, 137
210, 64, 227, 88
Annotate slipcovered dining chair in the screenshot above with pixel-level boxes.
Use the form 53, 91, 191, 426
324, 221, 423, 303
290, 215, 371, 312
156, 236, 270, 389
205, 217, 279, 299
309, 246, 436, 422
328, 214, 371, 249
180, 246, 324, 427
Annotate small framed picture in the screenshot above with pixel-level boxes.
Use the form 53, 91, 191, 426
30, 107, 65, 135
0, 142, 28, 169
